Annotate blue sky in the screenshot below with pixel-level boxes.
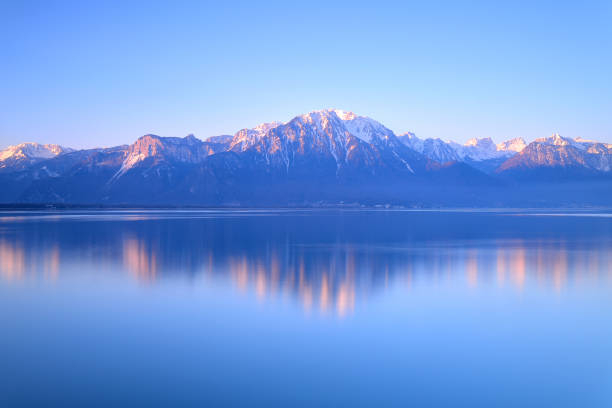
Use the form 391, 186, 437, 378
1, 0, 611, 149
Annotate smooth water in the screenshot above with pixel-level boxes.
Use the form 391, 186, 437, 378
0, 209, 611, 407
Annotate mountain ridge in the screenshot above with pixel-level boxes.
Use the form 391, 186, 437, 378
1, 109, 611, 206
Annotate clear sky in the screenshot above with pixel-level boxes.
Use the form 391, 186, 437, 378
1, 0, 611, 149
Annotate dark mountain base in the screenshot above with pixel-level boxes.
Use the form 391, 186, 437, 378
3, 180, 612, 208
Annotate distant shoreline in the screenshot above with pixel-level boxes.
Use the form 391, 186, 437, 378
1, 203, 610, 212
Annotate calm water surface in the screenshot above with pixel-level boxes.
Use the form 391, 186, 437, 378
0, 209, 611, 407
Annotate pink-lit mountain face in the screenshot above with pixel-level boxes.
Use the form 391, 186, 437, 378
497, 134, 612, 174
0, 142, 73, 172
1, 110, 611, 206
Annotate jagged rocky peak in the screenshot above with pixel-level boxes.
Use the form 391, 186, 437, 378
113, 133, 214, 178
229, 108, 395, 152
573, 137, 612, 149
535, 133, 574, 146
295, 109, 396, 144
296, 108, 358, 122
398, 132, 423, 150
586, 143, 612, 154
465, 136, 526, 153
532, 133, 604, 151
496, 132, 612, 174
229, 121, 283, 152
399, 133, 528, 163
250, 121, 283, 135
465, 137, 495, 148
338, 114, 395, 144
221, 108, 421, 177
460, 137, 509, 160
331, 109, 357, 121
129, 134, 165, 155
130, 133, 206, 153
398, 133, 461, 163
246, 109, 355, 159
115, 134, 168, 175
183, 134, 201, 144
291, 109, 350, 135
0, 142, 72, 162
497, 138, 527, 153
0, 142, 74, 171
400, 131, 417, 139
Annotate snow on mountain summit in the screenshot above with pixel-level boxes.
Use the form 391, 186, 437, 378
0, 142, 73, 171
307, 109, 395, 144
400, 134, 528, 163
229, 121, 283, 152
0, 142, 70, 161
497, 138, 527, 153
534, 133, 603, 151
328, 109, 357, 121
399, 133, 461, 163
536, 133, 575, 147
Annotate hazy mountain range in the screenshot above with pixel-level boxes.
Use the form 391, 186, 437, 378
1, 109, 611, 207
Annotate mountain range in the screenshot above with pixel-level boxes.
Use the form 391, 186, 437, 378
1, 109, 611, 207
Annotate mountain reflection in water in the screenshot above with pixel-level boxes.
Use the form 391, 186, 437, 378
1, 210, 611, 317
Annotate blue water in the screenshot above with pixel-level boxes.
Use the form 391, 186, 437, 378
0, 209, 611, 407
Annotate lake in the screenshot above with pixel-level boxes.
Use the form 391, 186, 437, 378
0, 209, 611, 407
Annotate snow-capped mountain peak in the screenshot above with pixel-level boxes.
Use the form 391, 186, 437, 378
295, 110, 338, 131
399, 133, 461, 163
321, 109, 394, 144
464, 137, 495, 149
399, 134, 528, 163
282, 109, 395, 144
464, 138, 480, 147
327, 109, 357, 121
497, 138, 527, 153
229, 121, 283, 152
399, 132, 423, 150
343, 117, 388, 143
534, 133, 593, 151
536, 133, 571, 146
253, 121, 283, 134
0, 142, 73, 171
0, 142, 71, 162
458, 137, 502, 160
